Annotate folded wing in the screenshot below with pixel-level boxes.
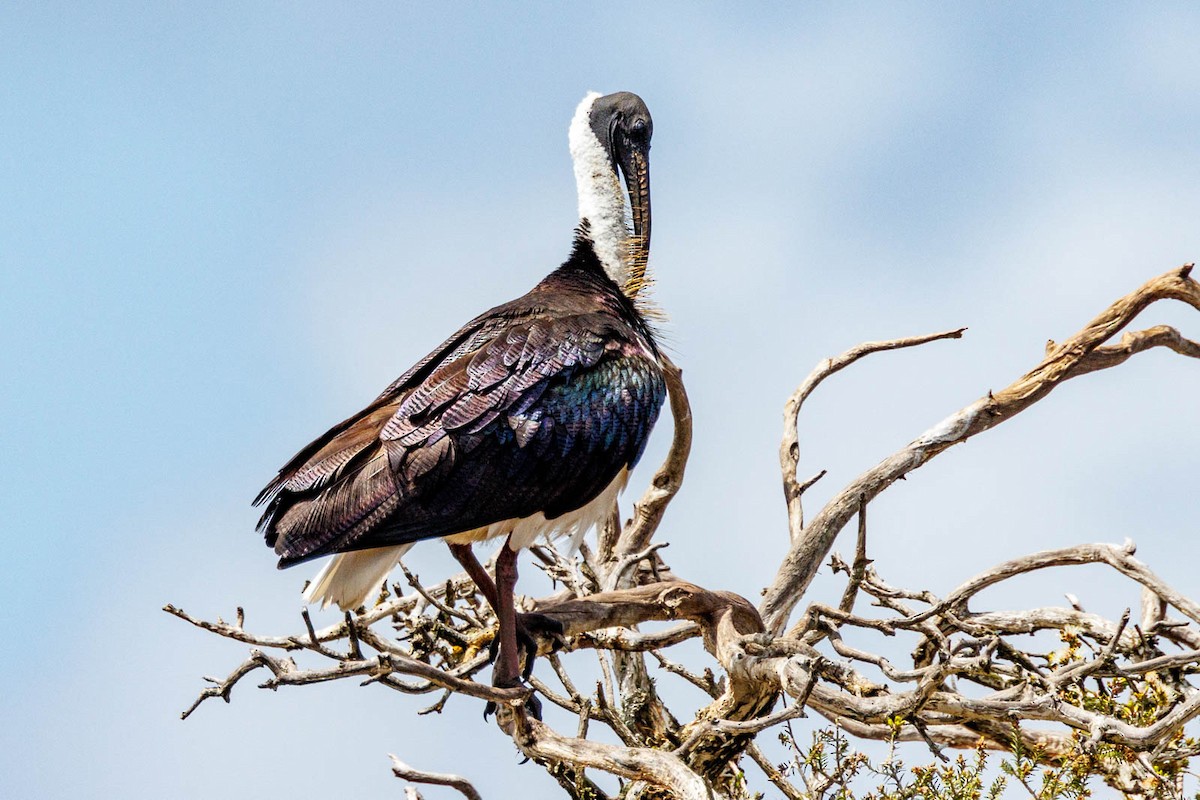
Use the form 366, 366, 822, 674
255, 308, 665, 568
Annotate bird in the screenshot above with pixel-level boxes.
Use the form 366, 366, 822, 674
253, 91, 666, 691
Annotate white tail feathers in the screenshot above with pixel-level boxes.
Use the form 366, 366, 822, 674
303, 544, 413, 611
301, 466, 631, 611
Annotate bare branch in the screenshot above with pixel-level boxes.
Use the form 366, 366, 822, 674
180, 650, 277, 720
618, 355, 692, 557
746, 741, 805, 800
958, 607, 1141, 650
779, 328, 966, 544
1065, 323, 1200, 376
603, 543, 669, 592
390, 755, 483, 800
508, 712, 712, 800
835, 498, 870, 614
400, 563, 482, 628
763, 264, 1200, 634
909, 540, 1200, 628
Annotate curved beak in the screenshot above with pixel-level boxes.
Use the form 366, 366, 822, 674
616, 142, 651, 267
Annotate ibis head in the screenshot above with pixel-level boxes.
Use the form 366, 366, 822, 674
588, 92, 653, 255
569, 91, 653, 295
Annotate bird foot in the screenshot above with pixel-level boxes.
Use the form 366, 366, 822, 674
516, 612, 568, 672
483, 678, 544, 721
483, 612, 562, 722
487, 612, 567, 679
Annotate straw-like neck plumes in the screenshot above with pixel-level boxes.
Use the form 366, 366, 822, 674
568, 92, 649, 299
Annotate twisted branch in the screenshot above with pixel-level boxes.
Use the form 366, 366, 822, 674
762, 264, 1200, 634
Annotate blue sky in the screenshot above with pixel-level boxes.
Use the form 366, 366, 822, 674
3, 4, 1199, 798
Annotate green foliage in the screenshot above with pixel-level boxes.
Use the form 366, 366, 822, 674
776, 728, 1007, 800
773, 722, 1199, 800
762, 621, 1200, 798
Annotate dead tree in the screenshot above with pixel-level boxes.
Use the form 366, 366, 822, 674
170, 265, 1200, 799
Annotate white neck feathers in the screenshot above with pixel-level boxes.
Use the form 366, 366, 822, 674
569, 92, 630, 288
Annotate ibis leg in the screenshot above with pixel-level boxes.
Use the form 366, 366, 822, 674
447, 542, 499, 608
493, 537, 521, 687
450, 540, 563, 685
